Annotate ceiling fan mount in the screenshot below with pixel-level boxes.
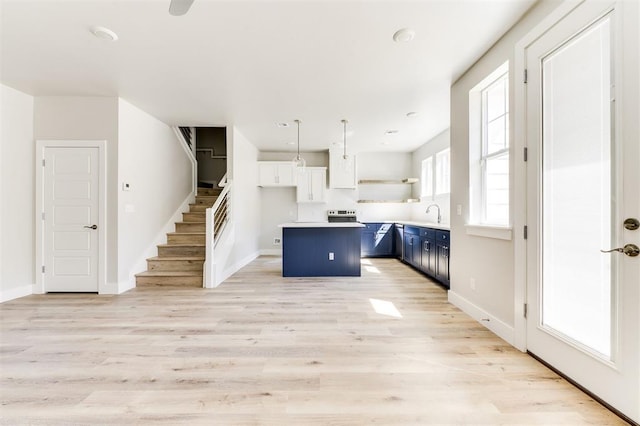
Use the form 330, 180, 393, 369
169, 0, 195, 16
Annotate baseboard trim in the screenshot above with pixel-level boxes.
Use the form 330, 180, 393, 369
0, 284, 34, 303
218, 251, 260, 285
259, 249, 281, 256
448, 290, 515, 346
118, 280, 136, 294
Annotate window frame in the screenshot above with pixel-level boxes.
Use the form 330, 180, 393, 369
435, 148, 451, 196
468, 61, 511, 235
480, 72, 509, 225
420, 156, 433, 199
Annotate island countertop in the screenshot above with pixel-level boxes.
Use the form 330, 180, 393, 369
279, 222, 365, 228
359, 220, 450, 231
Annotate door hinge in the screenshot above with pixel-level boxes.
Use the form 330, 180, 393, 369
42, 265, 45, 273
524, 303, 528, 318
524, 69, 528, 84
41, 212, 45, 220
523, 225, 528, 239
523, 147, 528, 162
42, 159, 46, 167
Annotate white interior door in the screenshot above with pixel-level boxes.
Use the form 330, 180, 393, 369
525, 1, 639, 422
43, 147, 100, 292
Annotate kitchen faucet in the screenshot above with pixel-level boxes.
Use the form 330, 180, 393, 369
426, 204, 441, 224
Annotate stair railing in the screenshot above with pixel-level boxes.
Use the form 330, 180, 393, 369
178, 127, 194, 150
204, 180, 232, 287
218, 172, 228, 188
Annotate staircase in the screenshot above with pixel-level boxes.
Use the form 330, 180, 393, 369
135, 187, 221, 287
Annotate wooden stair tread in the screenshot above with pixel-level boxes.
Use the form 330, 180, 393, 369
167, 232, 205, 236
136, 271, 203, 277
157, 243, 205, 247
147, 256, 204, 261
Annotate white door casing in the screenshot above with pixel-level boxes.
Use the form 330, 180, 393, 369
516, 0, 639, 422
35, 140, 107, 294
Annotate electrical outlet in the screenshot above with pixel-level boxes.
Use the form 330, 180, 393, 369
470, 278, 476, 291
457, 204, 462, 215
328, 252, 334, 261
273, 237, 281, 245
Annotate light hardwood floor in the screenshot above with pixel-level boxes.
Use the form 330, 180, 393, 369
0, 257, 627, 425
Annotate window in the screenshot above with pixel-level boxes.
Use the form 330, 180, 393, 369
420, 156, 433, 198
435, 148, 450, 195
469, 62, 510, 227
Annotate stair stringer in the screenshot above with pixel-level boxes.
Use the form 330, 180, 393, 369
128, 192, 195, 289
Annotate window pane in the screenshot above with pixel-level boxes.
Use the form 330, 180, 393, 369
487, 115, 507, 154
435, 149, 450, 195
541, 17, 612, 357
421, 157, 433, 197
486, 78, 506, 121
484, 154, 509, 225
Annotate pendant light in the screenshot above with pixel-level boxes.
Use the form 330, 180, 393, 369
341, 119, 352, 172
292, 119, 306, 172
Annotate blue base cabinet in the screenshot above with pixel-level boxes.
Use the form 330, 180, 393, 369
403, 226, 422, 269
360, 222, 450, 289
435, 231, 450, 287
361, 223, 395, 257
420, 228, 436, 277
283, 227, 362, 277
401, 226, 449, 289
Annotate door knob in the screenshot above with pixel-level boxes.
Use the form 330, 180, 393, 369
600, 244, 639, 257
84, 224, 98, 230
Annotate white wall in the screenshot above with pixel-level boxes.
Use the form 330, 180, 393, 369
0, 85, 35, 301
410, 128, 451, 224
34, 96, 120, 292
215, 127, 261, 278
449, 0, 562, 340
117, 98, 193, 289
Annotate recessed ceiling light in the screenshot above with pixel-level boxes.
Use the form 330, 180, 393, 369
406, 111, 418, 118
286, 142, 295, 145
385, 130, 399, 135
90, 26, 118, 42
277, 122, 289, 128
393, 28, 415, 43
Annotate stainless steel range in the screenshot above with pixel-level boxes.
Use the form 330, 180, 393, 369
327, 209, 358, 223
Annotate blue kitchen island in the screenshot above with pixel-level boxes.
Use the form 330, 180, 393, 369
279, 222, 365, 277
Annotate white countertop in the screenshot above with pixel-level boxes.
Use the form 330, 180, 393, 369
371, 220, 450, 231
279, 222, 365, 228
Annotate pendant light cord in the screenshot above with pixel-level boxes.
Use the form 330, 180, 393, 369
295, 119, 301, 159
342, 119, 348, 159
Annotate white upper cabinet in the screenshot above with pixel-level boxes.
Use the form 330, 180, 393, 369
296, 167, 326, 203
258, 161, 297, 187
329, 146, 357, 189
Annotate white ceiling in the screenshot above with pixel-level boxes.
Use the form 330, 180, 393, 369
0, 0, 536, 153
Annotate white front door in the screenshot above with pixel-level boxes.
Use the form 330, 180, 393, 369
43, 147, 100, 292
525, 1, 639, 422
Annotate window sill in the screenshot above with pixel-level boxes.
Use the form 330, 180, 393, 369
465, 224, 512, 241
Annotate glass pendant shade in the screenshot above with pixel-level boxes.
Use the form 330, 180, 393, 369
292, 154, 306, 170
